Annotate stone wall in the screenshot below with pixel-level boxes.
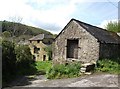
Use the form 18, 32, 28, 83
53, 20, 99, 64
29, 40, 49, 61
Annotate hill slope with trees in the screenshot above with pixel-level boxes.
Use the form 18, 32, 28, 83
1, 20, 53, 42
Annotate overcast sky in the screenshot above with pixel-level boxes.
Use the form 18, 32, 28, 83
0, 0, 119, 34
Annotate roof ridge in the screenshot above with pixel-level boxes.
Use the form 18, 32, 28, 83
29, 33, 53, 41
55, 18, 120, 44
72, 18, 114, 33
72, 19, 120, 44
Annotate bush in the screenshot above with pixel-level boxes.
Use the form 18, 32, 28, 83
46, 62, 81, 79
105, 21, 120, 32
15, 45, 37, 75
2, 40, 16, 86
2, 40, 37, 87
2, 31, 11, 38
44, 45, 52, 60
96, 59, 120, 74
35, 61, 52, 74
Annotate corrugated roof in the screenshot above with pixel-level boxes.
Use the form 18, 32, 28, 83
29, 34, 53, 41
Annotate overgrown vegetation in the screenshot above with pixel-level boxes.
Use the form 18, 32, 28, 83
35, 61, 52, 75
96, 58, 120, 74
2, 31, 11, 38
2, 38, 120, 87
44, 45, 52, 60
15, 45, 37, 75
2, 40, 37, 87
2, 40, 17, 86
105, 21, 120, 32
46, 62, 81, 79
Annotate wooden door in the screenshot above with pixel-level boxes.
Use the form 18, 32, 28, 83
67, 39, 78, 59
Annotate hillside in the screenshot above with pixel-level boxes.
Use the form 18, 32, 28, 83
1, 20, 53, 42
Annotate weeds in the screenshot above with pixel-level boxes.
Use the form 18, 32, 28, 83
46, 62, 81, 79
96, 59, 120, 74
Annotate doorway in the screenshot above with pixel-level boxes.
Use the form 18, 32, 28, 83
67, 39, 78, 59
43, 55, 46, 61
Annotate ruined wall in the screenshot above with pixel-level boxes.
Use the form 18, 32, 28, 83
29, 40, 49, 61
53, 21, 99, 64
99, 43, 120, 59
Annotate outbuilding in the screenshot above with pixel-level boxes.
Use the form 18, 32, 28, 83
53, 19, 120, 64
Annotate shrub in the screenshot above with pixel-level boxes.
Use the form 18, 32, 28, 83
105, 21, 120, 32
15, 45, 37, 75
46, 62, 81, 79
44, 45, 52, 60
2, 31, 11, 38
2, 40, 16, 86
2, 40, 37, 87
35, 61, 52, 74
96, 59, 120, 74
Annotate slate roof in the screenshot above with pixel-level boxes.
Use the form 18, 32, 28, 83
73, 19, 120, 44
29, 34, 53, 41
56, 19, 120, 44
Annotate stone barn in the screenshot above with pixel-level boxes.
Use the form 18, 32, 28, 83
53, 19, 120, 64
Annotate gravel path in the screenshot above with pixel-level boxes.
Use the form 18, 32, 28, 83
5, 73, 119, 88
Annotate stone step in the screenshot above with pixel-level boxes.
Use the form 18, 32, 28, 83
80, 67, 86, 73
80, 62, 96, 73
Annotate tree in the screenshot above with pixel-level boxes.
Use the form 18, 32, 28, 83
15, 45, 32, 63
2, 31, 11, 38
9, 16, 23, 42
105, 21, 120, 32
9, 16, 22, 23
2, 40, 37, 87
2, 40, 16, 85
15, 45, 37, 74
44, 45, 52, 60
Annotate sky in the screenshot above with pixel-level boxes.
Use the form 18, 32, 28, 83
0, 0, 119, 34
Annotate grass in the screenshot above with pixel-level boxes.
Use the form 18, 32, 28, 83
95, 59, 120, 74
33, 59, 120, 79
46, 62, 81, 79
35, 61, 52, 74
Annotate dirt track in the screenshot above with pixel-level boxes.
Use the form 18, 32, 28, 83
5, 73, 119, 88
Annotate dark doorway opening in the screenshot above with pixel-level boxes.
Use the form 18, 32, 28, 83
43, 55, 46, 61
67, 39, 78, 59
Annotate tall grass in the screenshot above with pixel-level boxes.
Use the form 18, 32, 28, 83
46, 62, 81, 79
35, 61, 52, 74
96, 59, 120, 74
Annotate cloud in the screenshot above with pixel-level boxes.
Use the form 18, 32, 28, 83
0, 0, 79, 33
98, 19, 118, 29
0, 0, 119, 34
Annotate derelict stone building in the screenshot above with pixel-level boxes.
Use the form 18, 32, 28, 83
53, 19, 120, 64
29, 34, 54, 61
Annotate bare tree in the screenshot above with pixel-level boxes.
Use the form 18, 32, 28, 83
9, 16, 22, 23
9, 16, 22, 37
9, 16, 23, 42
